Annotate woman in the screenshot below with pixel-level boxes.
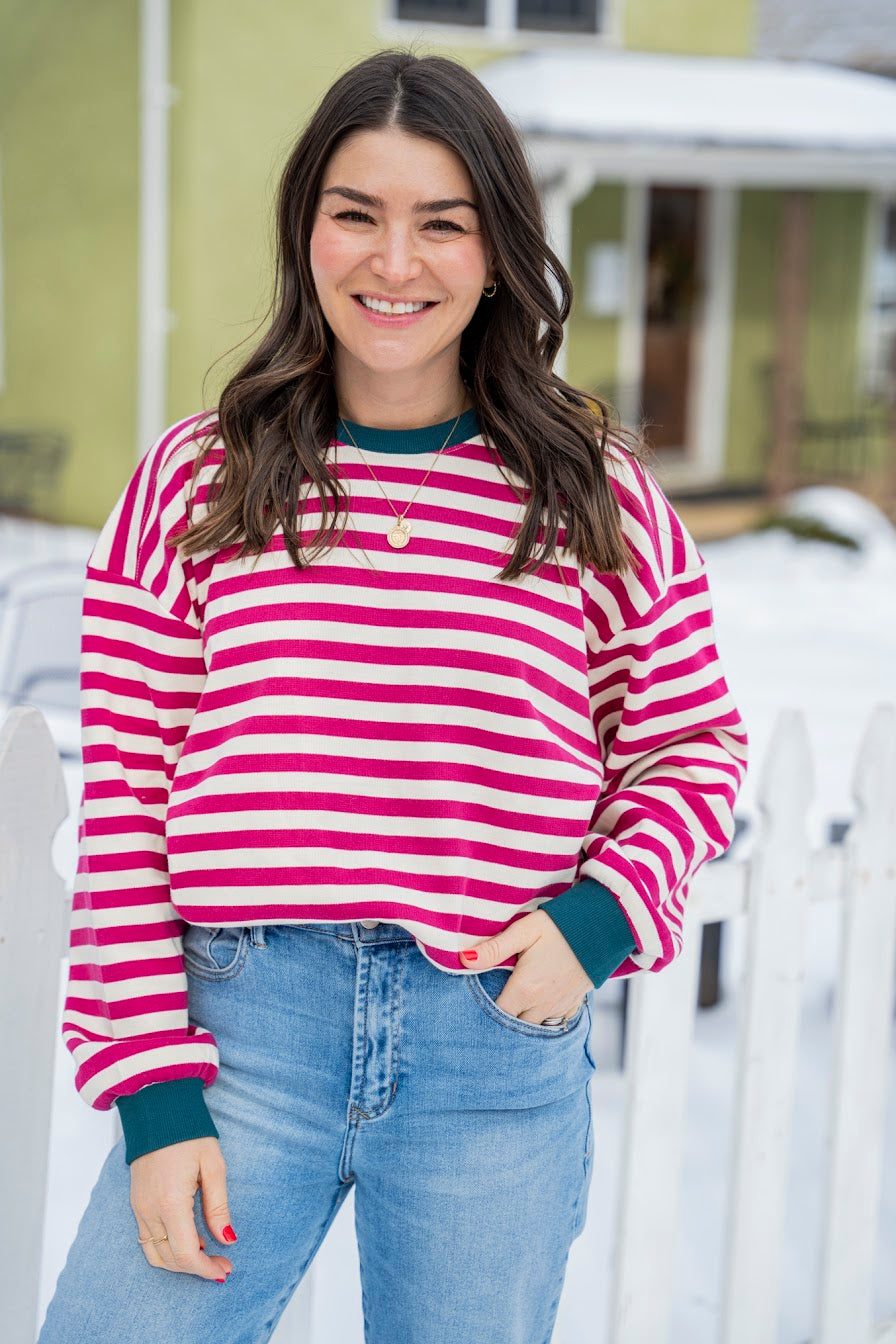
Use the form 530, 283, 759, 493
40, 48, 748, 1344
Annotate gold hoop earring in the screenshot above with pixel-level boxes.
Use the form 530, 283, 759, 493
481, 279, 498, 298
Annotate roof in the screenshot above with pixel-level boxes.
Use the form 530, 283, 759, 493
474, 49, 896, 188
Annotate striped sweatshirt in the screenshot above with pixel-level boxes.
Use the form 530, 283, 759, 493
63, 407, 749, 1163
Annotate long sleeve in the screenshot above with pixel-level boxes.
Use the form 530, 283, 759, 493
543, 457, 749, 986
61, 415, 222, 1163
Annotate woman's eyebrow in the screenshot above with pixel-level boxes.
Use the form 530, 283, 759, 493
321, 185, 479, 212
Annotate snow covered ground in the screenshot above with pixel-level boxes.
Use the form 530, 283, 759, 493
9, 485, 895, 1342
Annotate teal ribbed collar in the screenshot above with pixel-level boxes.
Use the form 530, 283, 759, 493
336, 406, 480, 454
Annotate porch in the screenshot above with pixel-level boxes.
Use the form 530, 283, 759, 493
477, 49, 896, 508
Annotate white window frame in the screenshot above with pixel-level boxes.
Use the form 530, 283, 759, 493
378, 0, 623, 49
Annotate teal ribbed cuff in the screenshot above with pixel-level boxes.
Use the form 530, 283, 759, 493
115, 1077, 219, 1165
542, 879, 638, 989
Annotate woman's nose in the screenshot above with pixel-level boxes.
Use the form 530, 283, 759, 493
368, 227, 423, 282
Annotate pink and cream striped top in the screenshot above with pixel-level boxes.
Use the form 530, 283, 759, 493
63, 407, 748, 1158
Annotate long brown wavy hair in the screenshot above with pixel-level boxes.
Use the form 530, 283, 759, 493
172, 47, 651, 581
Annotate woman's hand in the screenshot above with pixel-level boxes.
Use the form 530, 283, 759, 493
459, 908, 593, 1021
130, 1136, 236, 1281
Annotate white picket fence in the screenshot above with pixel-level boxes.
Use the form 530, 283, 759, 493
1, 701, 895, 1344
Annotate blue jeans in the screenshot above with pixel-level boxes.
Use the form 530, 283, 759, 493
39, 920, 597, 1344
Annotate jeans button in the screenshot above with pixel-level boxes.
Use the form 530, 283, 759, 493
360, 919, 379, 929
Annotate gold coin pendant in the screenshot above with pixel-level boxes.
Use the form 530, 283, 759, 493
387, 523, 410, 549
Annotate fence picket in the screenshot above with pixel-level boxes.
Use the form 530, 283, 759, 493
817, 703, 896, 1344
609, 902, 702, 1342
0, 709, 69, 1344
721, 708, 815, 1344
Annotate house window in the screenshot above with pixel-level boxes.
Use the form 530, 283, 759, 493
390, 0, 605, 35
516, 0, 600, 33
396, 0, 486, 24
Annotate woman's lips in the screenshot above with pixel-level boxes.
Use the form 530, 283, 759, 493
352, 295, 438, 328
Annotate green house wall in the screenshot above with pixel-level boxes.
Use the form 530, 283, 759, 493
725, 188, 872, 485
804, 191, 867, 422
725, 190, 780, 483
623, 0, 756, 57
0, 0, 139, 527
0, 0, 509, 527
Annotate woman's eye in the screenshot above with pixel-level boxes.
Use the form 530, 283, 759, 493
334, 210, 462, 234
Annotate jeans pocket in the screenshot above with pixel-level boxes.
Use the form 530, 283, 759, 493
467, 967, 588, 1037
181, 923, 252, 981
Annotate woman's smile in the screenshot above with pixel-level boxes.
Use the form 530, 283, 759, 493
351, 292, 440, 327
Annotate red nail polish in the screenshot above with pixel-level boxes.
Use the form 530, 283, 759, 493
215, 1277, 226, 1283
460, 949, 477, 961
222, 1225, 237, 1243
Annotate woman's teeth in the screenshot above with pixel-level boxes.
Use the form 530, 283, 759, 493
357, 296, 432, 315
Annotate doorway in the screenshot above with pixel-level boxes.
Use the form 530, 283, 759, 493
641, 186, 705, 453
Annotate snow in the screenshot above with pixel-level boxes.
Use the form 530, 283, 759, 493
11, 487, 895, 1342
475, 48, 896, 156
779, 484, 896, 555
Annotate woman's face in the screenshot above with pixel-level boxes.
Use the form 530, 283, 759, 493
309, 126, 494, 395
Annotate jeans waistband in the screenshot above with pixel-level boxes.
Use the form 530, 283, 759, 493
249, 920, 417, 947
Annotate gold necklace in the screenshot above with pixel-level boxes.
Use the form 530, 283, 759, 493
334, 409, 573, 599
337, 410, 462, 549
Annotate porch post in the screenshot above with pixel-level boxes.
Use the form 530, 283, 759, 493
539, 164, 600, 380
617, 182, 649, 431
691, 185, 739, 482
